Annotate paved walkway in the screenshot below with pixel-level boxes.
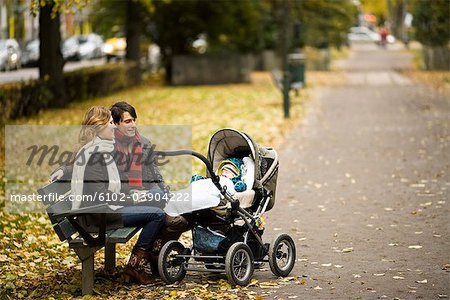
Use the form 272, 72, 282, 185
256, 43, 449, 299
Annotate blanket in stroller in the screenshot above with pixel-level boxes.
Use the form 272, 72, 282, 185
164, 177, 236, 216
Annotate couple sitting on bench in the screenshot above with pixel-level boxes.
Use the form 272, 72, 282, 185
52, 101, 254, 285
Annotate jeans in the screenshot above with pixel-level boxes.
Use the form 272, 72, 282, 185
121, 205, 165, 252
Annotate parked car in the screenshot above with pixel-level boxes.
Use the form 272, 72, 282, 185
78, 33, 104, 59
62, 36, 81, 61
0, 39, 21, 71
348, 26, 396, 46
22, 39, 39, 67
347, 26, 381, 44
103, 37, 126, 62
62, 34, 104, 61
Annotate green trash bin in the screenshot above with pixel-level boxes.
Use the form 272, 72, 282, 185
287, 53, 306, 86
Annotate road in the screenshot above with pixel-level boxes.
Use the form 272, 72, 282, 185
0, 58, 105, 84
255, 43, 449, 299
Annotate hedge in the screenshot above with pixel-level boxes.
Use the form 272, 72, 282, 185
0, 63, 141, 124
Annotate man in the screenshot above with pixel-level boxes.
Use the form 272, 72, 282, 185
109, 101, 167, 199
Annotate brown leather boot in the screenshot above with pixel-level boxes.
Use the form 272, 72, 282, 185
123, 248, 155, 284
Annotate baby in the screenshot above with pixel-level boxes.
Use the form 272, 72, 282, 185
191, 158, 247, 192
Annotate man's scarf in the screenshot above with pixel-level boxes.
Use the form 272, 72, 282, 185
114, 128, 143, 189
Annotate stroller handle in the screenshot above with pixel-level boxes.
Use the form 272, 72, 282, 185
154, 150, 223, 192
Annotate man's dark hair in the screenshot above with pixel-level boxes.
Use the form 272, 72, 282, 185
110, 101, 137, 124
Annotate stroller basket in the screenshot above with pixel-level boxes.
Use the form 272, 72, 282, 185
193, 226, 226, 253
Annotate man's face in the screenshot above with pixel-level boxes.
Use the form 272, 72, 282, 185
115, 111, 136, 137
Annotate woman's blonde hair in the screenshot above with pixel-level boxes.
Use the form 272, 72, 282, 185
78, 106, 111, 146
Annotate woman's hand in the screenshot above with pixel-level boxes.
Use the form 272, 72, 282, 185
49, 169, 64, 183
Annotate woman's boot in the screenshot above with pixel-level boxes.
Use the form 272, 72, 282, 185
123, 248, 155, 284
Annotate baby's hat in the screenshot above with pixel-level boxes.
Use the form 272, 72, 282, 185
217, 158, 241, 178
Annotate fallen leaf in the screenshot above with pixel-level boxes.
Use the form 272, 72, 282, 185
408, 245, 423, 249
410, 183, 425, 188
248, 279, 258, 287
416, 279, 428, 284
342, 247, 353, 253
259, 281, 279, 287
0, 254, 9, 262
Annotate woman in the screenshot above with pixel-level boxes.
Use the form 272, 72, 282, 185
71, 106, 165, 284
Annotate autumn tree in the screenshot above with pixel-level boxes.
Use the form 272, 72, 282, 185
412, 0, 449, 70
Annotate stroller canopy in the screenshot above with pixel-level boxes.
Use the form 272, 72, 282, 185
207, 129, 279, 210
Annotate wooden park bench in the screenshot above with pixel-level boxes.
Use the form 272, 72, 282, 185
37, 181, 140, 295
271, 69, 303, 96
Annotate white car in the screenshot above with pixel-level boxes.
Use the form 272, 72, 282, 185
78, 34, 104, 59
348, 26, 381, 44
63, 34, 104, 61
0, 39, 21, 71
348, 26, 396, 45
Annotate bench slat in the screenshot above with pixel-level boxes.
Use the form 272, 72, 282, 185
108, 227, 140, 243
38, 181, 71, 206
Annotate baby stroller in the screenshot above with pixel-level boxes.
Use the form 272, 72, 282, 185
157, 128, 296, 286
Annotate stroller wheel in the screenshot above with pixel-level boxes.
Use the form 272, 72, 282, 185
158, 240, 187, 284
225, 242, 254, 286
269, 233, 296, 277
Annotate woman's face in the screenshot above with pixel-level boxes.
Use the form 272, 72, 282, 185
98, 117, 116, 140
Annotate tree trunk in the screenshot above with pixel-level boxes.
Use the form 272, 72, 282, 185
39, 2, 67, 107
393, 0, 405, 38
125, 0, 142, 83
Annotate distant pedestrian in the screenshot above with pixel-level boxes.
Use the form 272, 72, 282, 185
379, 26, 389, 47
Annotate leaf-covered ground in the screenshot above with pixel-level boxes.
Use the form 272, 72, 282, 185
1, 72, 311, 299
401, 70, 450, 95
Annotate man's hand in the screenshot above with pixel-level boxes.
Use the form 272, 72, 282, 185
131, 191, 148, 203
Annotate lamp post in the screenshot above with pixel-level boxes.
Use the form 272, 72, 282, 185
281, 0, 290, 118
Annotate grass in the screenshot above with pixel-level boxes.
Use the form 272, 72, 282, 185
402, 45, 450, 95
10, 72, 305, 170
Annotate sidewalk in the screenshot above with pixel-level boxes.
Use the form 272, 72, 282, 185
255, 43, 449, 299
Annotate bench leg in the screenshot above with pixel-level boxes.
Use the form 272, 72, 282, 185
105, 243, 116, 272
74, 247, 97, 296
81, 253, 94, 295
